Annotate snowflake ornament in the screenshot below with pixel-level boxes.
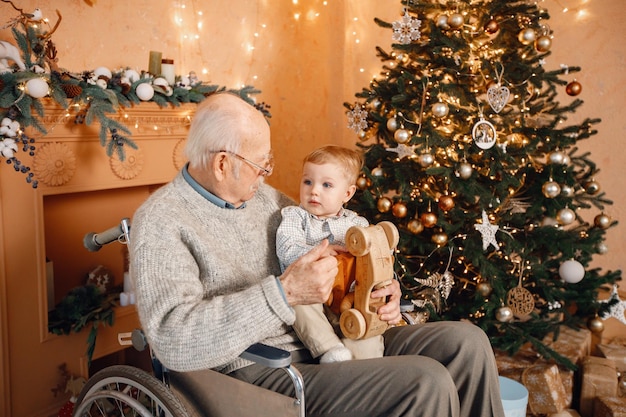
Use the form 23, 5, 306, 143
392, 11, 421, 45
347, 105, 369, 133
474, 210, 500, 251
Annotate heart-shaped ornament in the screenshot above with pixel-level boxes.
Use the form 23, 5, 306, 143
487, 85, 510, 113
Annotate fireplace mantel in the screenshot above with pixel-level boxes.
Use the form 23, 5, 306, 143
0, 101, 196, 417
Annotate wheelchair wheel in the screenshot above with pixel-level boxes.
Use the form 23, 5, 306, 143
73, 365, 189, 417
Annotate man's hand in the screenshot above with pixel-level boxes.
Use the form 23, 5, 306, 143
372, 279, 402, 325
279, 239, 338, 306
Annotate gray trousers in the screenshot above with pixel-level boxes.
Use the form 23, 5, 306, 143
230, 321, 505, 417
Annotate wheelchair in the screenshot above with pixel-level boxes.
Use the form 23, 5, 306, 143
77, 219, 305, 417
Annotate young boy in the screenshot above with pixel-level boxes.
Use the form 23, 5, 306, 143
276, 145, 384, 363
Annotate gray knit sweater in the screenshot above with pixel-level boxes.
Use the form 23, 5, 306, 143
130, 173, 302, 373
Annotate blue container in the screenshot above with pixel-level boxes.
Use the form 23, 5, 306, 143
499, 376, 528, 417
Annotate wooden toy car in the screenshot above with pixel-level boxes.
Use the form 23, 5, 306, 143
326, 221, 400, 340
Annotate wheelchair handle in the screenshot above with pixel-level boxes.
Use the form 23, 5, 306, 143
84, 218, 131, 251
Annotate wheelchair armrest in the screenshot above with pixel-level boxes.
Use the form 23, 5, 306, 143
240, 343, 292, 368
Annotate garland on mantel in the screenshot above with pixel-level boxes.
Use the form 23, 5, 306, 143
0, 2, 270, 188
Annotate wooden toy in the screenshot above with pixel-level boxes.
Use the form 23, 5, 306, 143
326, 221, 399, 340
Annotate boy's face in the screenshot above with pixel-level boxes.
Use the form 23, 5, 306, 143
299, 161, 356, 219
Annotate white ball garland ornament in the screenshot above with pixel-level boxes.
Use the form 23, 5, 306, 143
25, 78, 49, 98
135, 83, 155, 101
559, 259, 585, 284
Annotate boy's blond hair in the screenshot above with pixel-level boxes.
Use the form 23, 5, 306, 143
303, 145, 363, 184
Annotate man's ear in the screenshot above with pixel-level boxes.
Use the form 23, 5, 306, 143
213, 152, 229, 181
344, 184, 357, 203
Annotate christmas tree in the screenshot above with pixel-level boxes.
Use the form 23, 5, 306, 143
345, 0, 622, 368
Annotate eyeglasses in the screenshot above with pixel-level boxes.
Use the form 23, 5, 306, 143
218, 150, 274, 177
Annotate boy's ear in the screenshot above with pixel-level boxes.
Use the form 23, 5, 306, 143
344, 184, 357, 203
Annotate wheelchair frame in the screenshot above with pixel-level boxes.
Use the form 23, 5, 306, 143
75, 219, 306, 417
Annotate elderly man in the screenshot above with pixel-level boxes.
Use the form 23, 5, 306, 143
130, 92, 505, 417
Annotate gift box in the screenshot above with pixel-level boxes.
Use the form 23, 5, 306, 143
597, 344, 626, 373
549, 410, 582, 417
522, 363, 569, 415
543, 326, 592, 366
580, 356, 619, 417
593, 396, 626, 417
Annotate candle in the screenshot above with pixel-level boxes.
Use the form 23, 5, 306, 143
148, 51, 162, 76
120, 292, 129, 307
161, 58, 175, 85
123, 272, 133, 293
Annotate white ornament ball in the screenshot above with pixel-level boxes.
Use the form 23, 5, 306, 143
432, 102, 449, 118
387, 117, 398, 132
496, 306, 513, 322
559, 259, 585, 284
436, 15, 450, 30
124, 69, 140, 83
135, 83, 155, 101
556, 207, 575, 225
371, 167, 384, 177
457, 162, 473, 179
95, 78, 108, 89
25, 78, 49, 98
560, 185, 574, 198
597, 242, 609, 254
418, 153, 434, 168
93, 66, 112, 79
548, 151, 565, 165
394, 128, 410, 144
518, 28, 536, 45
542, 181, 561, 198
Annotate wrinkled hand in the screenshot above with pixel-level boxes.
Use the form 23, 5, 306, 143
279, 239, 338, 306
372, 279, 402, 325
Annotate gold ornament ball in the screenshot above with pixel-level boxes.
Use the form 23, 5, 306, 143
448, 13, 464, 29
484, 19, 499, 34
432, 102, 449, 118
496, 306, 513, 322
407, 219, 424, 234
431, 232, 448, 246
436, 14, 449, 29
518, 28, 536, 45
594, 213, 612, 229
584, 180, 600, 195
392, 202, 408, 218
535, 35, 552, 52
377, 197, 392, 213
394, 128, 410, 144
566, 80, 582, 96
587, 316, 605, 334
438, 195, 455, 212
356, 176, 370, 190
420, 212, 438, 228
542, 181, 561, 198
477, 282, 492, 297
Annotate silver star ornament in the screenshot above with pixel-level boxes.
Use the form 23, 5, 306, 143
474, 210, 500, 251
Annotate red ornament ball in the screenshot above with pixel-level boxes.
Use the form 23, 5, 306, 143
566, 80, 582, 96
